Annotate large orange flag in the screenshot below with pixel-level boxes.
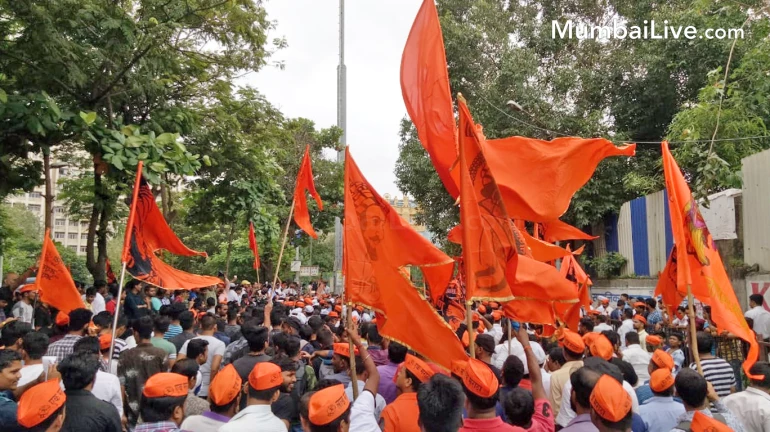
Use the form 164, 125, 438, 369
248, 222, 260, 270
401, 0, 458, 197
293, 145, 323, 239
661, 141, 760, 379
343, 147, 463, 369
484, 136, 636, 222
539, 220, 599, 243
654, 249, 685, 318
35, 230, 85, 314
555, 246, 593, 331
123, 163, 221, 290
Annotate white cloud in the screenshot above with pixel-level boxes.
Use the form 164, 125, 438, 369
240, 0, 422, 196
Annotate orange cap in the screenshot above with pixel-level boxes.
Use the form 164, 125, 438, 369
333, 343, 359, 358
99, 334, 112, 351
143, 372, 188, 398
478, 305, 487, 314
633, 302, 646, 308
19, 285, 38, 293
308, 384, 350, 426
461, 330, 470, 348
210, 365, 242, 405
646, 335, 662, 346
482, 301, 489, 307
248, 362, 283, 391
404, 354, 435, 383
649, 368, 675, 392
328, 311, 339, 318
296, 301, 306, 308
491, 311, 502, 321
601, 299, 609, 305
472, 313, 480, 322
17, 380, 66, 428
634, 315, 647, 324
589, 335, 614, 360
691, 411, 733, 432
582, 332, 599, 347
304, 297, 313, 304
451, 359, 468, 378
462, 359, 499, 398
560, 330, 586, 354
587, 309, 600, 315
489, 301, 499, 310
590, 375, 632, 422
55, 311, 69, 327
651, 349, 675, 371
334, 305, 342, 313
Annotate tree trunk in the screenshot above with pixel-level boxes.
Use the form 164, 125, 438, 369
85, 169, 101, 277
94, 200, 109, 283
160, 181, 170, 219
224, 222, 235, 278
43, 148, 53, 231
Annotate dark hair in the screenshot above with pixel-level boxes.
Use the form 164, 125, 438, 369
579, 318, 594, 332
126, 280, 141, 292
243, 325, 269, 352
675, 368, 707, 408
463, 384, 499, 411
58, 351, 100, 390
168, 303, 187, 321
247, 385, 281, 401
0, 349, 22, 371
270, 308, 284, 327
300, 391, 315, 420
85, 287, 96, 297
283, 335, 301, 358
624, 332, 640, 346
26, 404, 64, 432
179, 311, 194, 331
73, 336, 101, 355
548, 347, 566, 366
316, 379, 343, 389
187, 339, 209, 360
159, 305, 171, 317
503, 387, 534, 428
299, 324, 313, 341
645, 298, 657, 309
200, 315, 216, 330
388, 342, 408, 364
623, 309, 634, 320
22, 332, 49, 360
307, 316, 324, 333
154, 315, 171, 333
134, 316, 154, 340
271, 354, 299, 372
610, 358, 638, 387
750, 294, 765, 306
596, 315, 607, 323
68, 308, 93, 332
171, 358, 199, 379
696, 331, 714, 354
570, 367, 600, 410
749, 362, 770, 388
92, 311, 113, 330
669, 332, 685, 343
317, 328, 334, 349
206, 297, 216, 307
367, 325, 383, 344
417, 374, 464, 432
140, 395, 187, 423
601, 330, 619, 347
227, 308, 239, 322
502, 355, 524, 388
617, 300, 626, 307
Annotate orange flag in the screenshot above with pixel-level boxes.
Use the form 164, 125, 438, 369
661, 141, 760, 379
555, 246, 593, 330
654, 249, 685, 318
539, 220, 598, 243
35, 230, 85, 314
293, 145, 323, 239
484, 136, 636, 222
105, 258, 117, 284
343, 147, 463, 369
123, 164, 221, 290
520, 228, 572, 262
400, 0, 458, 197
248, 222, 260, 270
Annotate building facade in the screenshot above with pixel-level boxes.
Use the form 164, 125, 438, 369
382, 193, 431, 241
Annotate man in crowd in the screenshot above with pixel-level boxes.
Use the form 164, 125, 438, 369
639, 368, 684, 432
165, 303, 187, 341
550, 330, 585, 418
232, 325, 271, 386
376, 341, 406, 404
416, 374, 464, 432
621, 332, 651, 384
18, 332, 48, 387
745, 294, 770, 340
722, 361, 770, 431
46, 308, 92, 363
171, 358, 209, 417
58, 350, 122, 432
690, 332, 736, 397
588, 375, 634, 432
181, 364, 242, 432
458, 358, 512, 431
672, 368, 744, 431
123, 280, 149, 320
617, 309, 635, 349
0, 350, 24, 431
380, 353, 433, 431
137, 373, 188, 432
11, 285, 36, 324
151, 316, 178, 370
170, 311, 196, 353
178, 315, 225, 399
16, 379, 67, 432
219, 362, 286, 432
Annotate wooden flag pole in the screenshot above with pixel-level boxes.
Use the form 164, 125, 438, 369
272, 200, 297, 289
686, 285, 703, 375
467, 301, 476, 359
107, 261, 128, 371
507, 319, 513, 356
348, 303, 359, 400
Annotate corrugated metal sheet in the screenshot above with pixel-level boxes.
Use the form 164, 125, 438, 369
630, 197, 650, 276
664, 189, 673, 257
743, 150, 770, 271
646, 190, 668, 276
605, 214, 619, 253
617, 202, 634, 276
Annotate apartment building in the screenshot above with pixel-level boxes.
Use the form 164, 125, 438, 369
382, 193, 432, 241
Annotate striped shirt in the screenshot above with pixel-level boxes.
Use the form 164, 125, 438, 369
164, 324, 183, 340
690, 358, 736, 397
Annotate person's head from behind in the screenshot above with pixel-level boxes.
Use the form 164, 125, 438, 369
208, 364, 241, 418
674, 368, 708, 409
140, 373, 188, 426
177, 310, 194, 332
247, 362, 283, 404
307, 384, 351, 432
200, 315, 217, 332
695, 331, 714, 355
0, 350, 22, 391
21, 332, 49, 362
171, 358, 199, 390
748, 362, 770, 391
17, 380, 66, 432
417, 374, 464, 432
547, 347, 566, 372
187, 339, 209, 365
72, 336, 101, 356
243, 324, 269, 353
502, 355, 525, 388
504, 387, 536, 428
67, 308, 93, 335
206, 297, 216, 308
750, 294, 765, 309
154, 315, 171, 336
589, 374, 633, 431
388, 341, 408, 364
649, 368, 675, 397
578, 318, 595, 334
624, 332, 640, 347
461, 359, 499, 416
133, 315, 154, 341
91, 311, 112, 333
57, 351, 100, 391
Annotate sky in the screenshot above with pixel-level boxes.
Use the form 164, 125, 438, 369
241, 0, 422, 196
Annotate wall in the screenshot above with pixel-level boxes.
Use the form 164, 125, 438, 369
742, 150, 770, 272
746, 273, 770, 312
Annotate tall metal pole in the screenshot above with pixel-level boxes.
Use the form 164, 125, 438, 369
333, 0, 346, 294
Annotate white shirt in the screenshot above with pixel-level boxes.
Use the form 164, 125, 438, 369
671, 315, 689, 328
541, 368, 551, 400
621, 344, 652, 385
227, 289, 241, 304
593, 323, 613, 333
349, 391, 381, 432
12, 301, 34, 324
219, 404, 287, 432
91, 370, 123, 417
618, 319, 635, 348
485, 323, 504, 344
722, 386, 770, 432
83, 292, 106, 315
345, 380, 386, 420
745, 306, 770, 339
18, 364, 44, 387
181, 412, 230, 432
180, 335, 225, 397
557, 378, 639, 427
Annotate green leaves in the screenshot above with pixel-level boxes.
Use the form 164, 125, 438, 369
79, 111, 97, 125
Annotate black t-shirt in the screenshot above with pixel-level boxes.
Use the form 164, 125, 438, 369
271, 393, 298, 425
233, 353, 272, 409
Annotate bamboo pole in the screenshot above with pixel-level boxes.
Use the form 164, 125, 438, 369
348, 303, 359, 400
272, 200, 297, 289
686, 285, 703, 374
107, 261, 128, 370
508, 319, 513, 356
467, 301, 476, 359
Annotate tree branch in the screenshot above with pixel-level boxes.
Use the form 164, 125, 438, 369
89, 43, 155, 105
0, 49, 82, 100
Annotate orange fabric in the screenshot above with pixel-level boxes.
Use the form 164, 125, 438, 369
483, 136, 636, 222
491, 311, 502, 321
661, 141, 761, 379
447, 224, 462, 245
691, 411, 733, 432
122, 161, 145, 262
489, 301, 499, 309
309, 384, 350, 425
654, 251, 685, 318
343, 148, 464, 370
451, 359, 468, 378
651, 349, 675, 371
646, 335, 663, 346
520, 228, 572, 262
380, 392, 420, 432
445, 299, 465, 331
124, 174, 220, 290
590, 375, 632, 422
477, 305, 487, 315
248, 362, 283, 391
293, 145, 323, 239
589, 335, 614, 360
142, 373, 188, 398
328, 311, 339, 318
539, 220, 599, 243
633, 302, 646, 308
503, 254, 580, 324
35, 230, 85, 314
462, 358, 498, 398
99, 334, 111, 350
404, 354, 435, 383
209, 364, 242, 405
560, 330, 586, 354
17, 380, 66, 428
333, 343, 359, 358
400, 0, 458, 197
106, 258, 117, 284
582, 332, 599, 347
634, 315, 647, 325
248, 222, 260, 270
19, 285, 37, 293
296, 302, 306, 308
555, 245, 593, 331
55, 312, 69, 327
649, 368, 675, 392
334, 305, 342, 313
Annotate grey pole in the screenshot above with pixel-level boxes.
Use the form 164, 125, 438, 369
333, 0, 346, 294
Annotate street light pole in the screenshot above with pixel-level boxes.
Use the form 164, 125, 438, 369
333, 0, 346, 294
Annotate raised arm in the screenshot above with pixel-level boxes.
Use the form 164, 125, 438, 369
346, 328, 379, 395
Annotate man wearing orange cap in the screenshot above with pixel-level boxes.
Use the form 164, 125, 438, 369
589, 375, 633, 431
632, 315, 648, 351
379, 354, 435, 432
16, 379, 66, 432
218, 362, 285, 432
57, 351, 122, 432
670, 369, 744, 432
550, 330, 585, 418
137, 372, 188, 432
458, 358, 513, 431
638, 368, 684, 432
11, 285, 37, 324
620, 332, 650, 384
181, 364, 242, 432
635, 349, 675, 405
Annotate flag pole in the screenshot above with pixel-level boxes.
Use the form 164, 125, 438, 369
466, 301, 476, 359
272, 200, 296, 289
107, 261, 128, 369
686, 285, 703, 375
348, 302, 359, 400
507, 319, 513, 356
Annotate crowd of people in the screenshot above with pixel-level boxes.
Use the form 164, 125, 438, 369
0, 273, 769, 432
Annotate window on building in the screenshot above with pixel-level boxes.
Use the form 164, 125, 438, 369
68, 233, 77, 240
81, 233, 88, 240
68, 245, 77, 251
12, 202, 25, 208
55, 219, 65, 226
80, 246, 87, 253
396, 199, 403, 208
69, 220, 78, 227
54, 232, 65, 239
28, 204, 41, 212
81, 222, 88, 228
29, 192, 42, 198
54, 206, 64, 213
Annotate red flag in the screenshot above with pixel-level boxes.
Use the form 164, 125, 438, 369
123, 165, 221, 290
35, 229, 85, 314
293, 145, 323, 239
661, 141, 760, 379
344, 147, 463, 369
106, 258, 117, 284
401, 0, 458, 197
248, 222, 260, 270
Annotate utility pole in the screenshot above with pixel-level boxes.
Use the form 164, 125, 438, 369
333, 0, 346, 294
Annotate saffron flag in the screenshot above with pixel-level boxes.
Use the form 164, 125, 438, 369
248, 222, 260, 270
343, 147, 463, 369
106, 258, 117, 284
401, 0, 458, 197
654, 249, 685, 318
293, 145, 323, 239
123, 162, 221, 290
520, 228, 572, 263
35, 229, 85, 314
484, 136, 636, 222
555, 246, 593, 331
661, 141, 760, 379
539, 220, 598, 243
